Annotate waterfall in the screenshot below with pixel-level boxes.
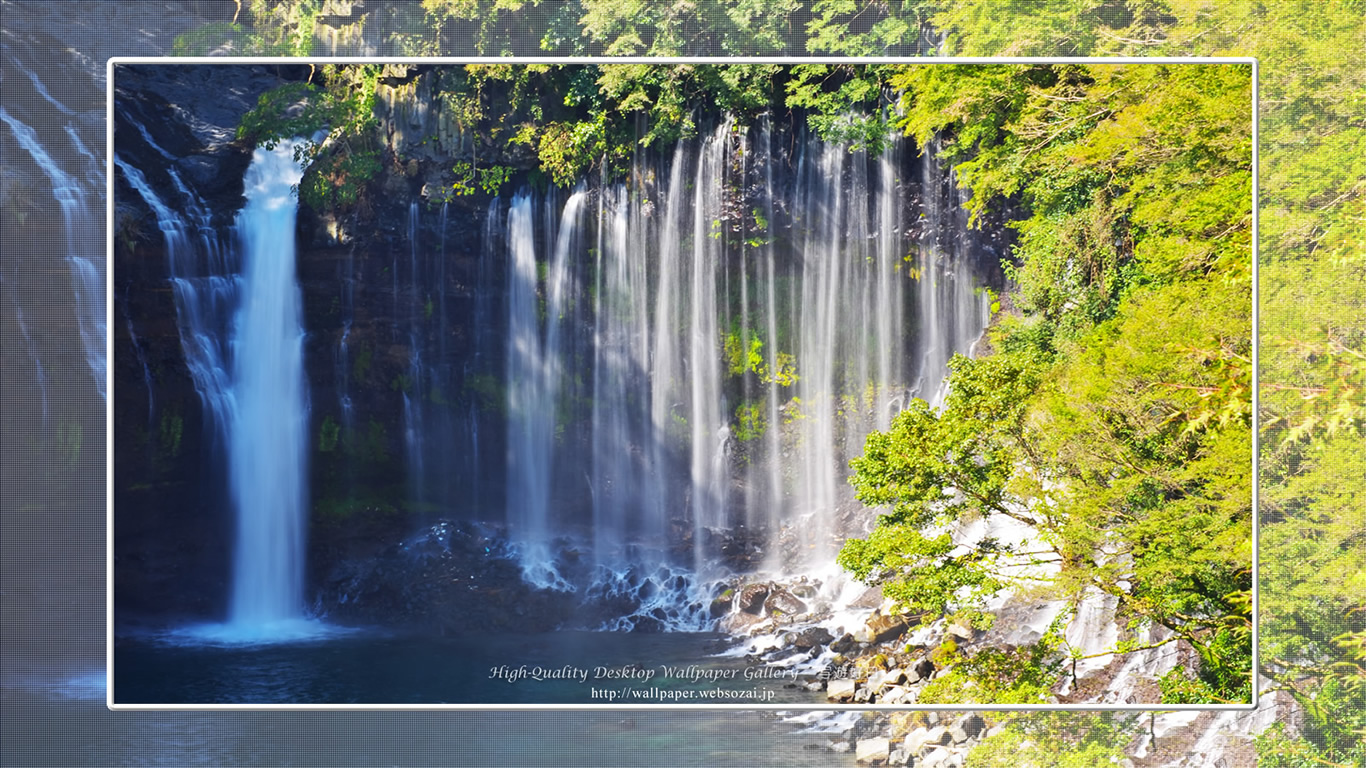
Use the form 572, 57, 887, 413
1, 107, 106, 400
403, 202, 426, 510
118, 137, 327, 642
119, 291, 156, 424
488, 124, 992, 598
11, 303, 50, 432
648, 143, 690, 555
225, 140, 312, 635
338, 320, 354, 427
760, 118, 784, 547
113, 156, 237, 452
918, 136, 990, 408
686, 123, 731, 574
467, 199, 502, 515
506, 189, 588, 589
116, 108, 991, 631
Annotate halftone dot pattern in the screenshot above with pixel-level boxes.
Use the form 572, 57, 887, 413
2, 0, 1359, 765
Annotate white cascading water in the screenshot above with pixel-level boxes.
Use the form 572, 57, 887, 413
686, 123, 731, 575
1, 106, 107, 401
466, 199, 502, 515
918, 135, 988, 408
113, 154, 238, 451
491, 122, 991, 628
11, 303, 51, 430
403, 201, 426, 510
118, 134, 337, 643
591, 184, 661, 563
506, 189, 588, 589
119, 112, 990, 634
223, 140, 312, 636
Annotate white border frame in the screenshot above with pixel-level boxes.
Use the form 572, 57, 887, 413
106, 55, 1259, 712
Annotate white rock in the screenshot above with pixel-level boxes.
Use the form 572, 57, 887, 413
906, 725, 952, 755
882, 668, 907, 687
920, 748, 949, 768
855, 738, 891, 764
904, 727, 931, 754
827, 678, 857, 702
950, 713, 985, 743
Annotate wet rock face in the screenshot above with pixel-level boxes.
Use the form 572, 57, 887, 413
789, 626, 834, 650
114, 65, 292, 225
764, 587, 808, 617
738, 583, 771, 614
314, 520, 576, 634
111, 65, 291, 625
861, 609, 914, 644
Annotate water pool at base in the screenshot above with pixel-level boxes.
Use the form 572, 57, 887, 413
112, 629, 828, 707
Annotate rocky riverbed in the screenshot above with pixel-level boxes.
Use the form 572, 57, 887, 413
704, 569, 1286, 767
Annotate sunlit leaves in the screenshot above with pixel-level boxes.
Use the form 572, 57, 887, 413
237, 65, 383, 211
846, 59, 1255, 701
836, 523, 1006, 618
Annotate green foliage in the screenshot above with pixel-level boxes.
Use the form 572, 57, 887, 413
804, 0, 929, 55
723, 331, 764, 377
450, 161, 477, 197
578, 0, 798, 55
450, 161, 515, 197
785, 64, 895, 151
351, 342, 372, 381
843, 56, 1255, 708
246, 0, 319, 56
464, 372, 507, 417
318, 415, 339, 453
170, 0, 318, 56
966, 712, 1131, 767
732, 403, 766, 442
158, 410, 183, 458
849, 355, 1039, 530
479, 164, 514, 195
763, 352, 799, 387
838, 523, 1004, 618
170, 22, 246, 56
536, 118, 607, 188
918, 629, 1063, 704
893, 63, 1252, 329
237, 65, 383, 211
422, 0, 538, 56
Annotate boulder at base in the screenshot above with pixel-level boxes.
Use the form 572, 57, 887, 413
827, 678, 857, 702
855, 737, 891, 764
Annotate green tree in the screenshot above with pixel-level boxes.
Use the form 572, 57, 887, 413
841, 60, 1255, 704
237, 65, 383, 211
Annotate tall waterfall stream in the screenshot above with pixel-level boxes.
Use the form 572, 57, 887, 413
109, 86, 1194, 715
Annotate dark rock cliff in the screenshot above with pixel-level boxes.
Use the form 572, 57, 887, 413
111, 62, 1014, 631
112, 63, 533, 625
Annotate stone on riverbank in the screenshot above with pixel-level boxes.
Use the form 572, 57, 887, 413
827, 678, 857, 702
855, 737, 891, 764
